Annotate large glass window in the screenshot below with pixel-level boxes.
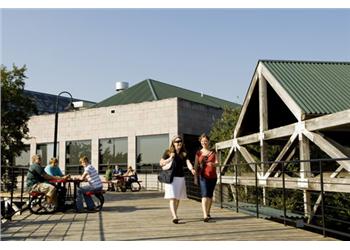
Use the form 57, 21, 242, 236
36, 143, 58, 166
66, 140, 91, 175
99, 137, 128, 174
136, 134, 169, 172
14, 145, 31, 167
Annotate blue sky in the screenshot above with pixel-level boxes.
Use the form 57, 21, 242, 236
1, 8, 350, 104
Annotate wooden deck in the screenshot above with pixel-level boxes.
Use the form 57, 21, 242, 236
1, 191, 336, 241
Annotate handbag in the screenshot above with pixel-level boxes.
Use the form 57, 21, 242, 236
158, 159, 174, 184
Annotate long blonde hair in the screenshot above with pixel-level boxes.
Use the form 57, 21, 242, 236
168, 135, 187, 159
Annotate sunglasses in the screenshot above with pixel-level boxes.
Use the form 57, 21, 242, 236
174, 140, 182, 143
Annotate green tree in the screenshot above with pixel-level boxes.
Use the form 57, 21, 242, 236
1, 64, 37, 166
209, 105, 241, 145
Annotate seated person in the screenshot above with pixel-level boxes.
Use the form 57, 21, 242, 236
45, 157, 64, 177
123, 166, 138, 186
27, 154, 68, 210
44, 157, 70, 209
74, 156, 103, 212
112, 165, 123, 176
104, 165, 114, 191
111, 165, 125, 191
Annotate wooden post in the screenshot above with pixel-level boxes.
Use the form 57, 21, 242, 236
259, 72, 268, 205
259, 71, 268, 177
299, 134, 312, 219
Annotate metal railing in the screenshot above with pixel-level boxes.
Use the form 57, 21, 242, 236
215, 157, 350, 240
3, 159, 349, 240
0, 164, 165, 221
1, 166, 29, 221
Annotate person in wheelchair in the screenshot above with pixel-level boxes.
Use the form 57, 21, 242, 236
27, 155, 69, 210
123, 166, 138, 187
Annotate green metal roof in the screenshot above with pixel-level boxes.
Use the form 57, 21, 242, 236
262, 60, 350, 115
94, 79, 239, 109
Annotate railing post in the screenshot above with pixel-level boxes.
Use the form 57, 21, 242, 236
145, 171, 148, 190
220, 163, 223, 209
9, 166, 15, 220
319, 160, 326, 237
282, 163, 287, 226
20, 168, 25, 206
235, 164, 239, 213
255, 163, 259, 218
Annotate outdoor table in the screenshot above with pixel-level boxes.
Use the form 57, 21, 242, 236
49, 179, 82, 210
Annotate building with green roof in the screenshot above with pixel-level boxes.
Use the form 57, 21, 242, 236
94, 78, 238, 109
25, 79, 239, 182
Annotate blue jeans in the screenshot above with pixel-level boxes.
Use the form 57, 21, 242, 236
199, 176, 217, 198
76, 185, 102, 211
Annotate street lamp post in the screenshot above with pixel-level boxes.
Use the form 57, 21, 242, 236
53, 91, 74, 158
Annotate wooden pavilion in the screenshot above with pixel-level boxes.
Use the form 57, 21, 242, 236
216, 60, 350, 218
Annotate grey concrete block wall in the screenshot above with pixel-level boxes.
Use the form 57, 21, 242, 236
178, 99, 223, 136
25, 97, 224, 174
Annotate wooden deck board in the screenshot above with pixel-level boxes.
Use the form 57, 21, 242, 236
1, 191, 336, 241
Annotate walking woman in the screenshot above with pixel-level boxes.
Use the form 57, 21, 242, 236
160, 135, 196, 224
195, 134, 218, 222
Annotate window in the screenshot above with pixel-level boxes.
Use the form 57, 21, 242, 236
136, 134, 169, 172
99, 137, 128, 174
66, 140, 91, 175
36, 143, 58, 166
15, 145, 31, 167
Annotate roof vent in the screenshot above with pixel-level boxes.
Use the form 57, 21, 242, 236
116, 81, 129, 93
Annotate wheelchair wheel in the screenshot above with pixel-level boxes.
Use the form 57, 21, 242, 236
29, 194, 45, 214
29, 194, 56, 214
130, 181, 141, 192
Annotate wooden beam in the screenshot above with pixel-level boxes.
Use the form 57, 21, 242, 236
216, 109, 350, 150
237, 133, 260, 145
309, 194, 323, 223
264, 123, 296, 141
238, 146, 262, 177
216, 139, 233, 150
259, 72, 268, 176
234, 69, 259, 138
325, 136, 350, 157
264, 132, 298, 178
223, 146, 235, 166
259, 72, 268, 132
274, 148, 296, 177
302, 131, 350, 177
305, 109, 350, 132
299, 133, 312, 218
299, 134, 311, 179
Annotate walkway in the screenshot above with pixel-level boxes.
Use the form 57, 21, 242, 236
1, 191, 336, 241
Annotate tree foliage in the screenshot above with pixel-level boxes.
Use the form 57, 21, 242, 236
209, 106, 241, 145
1, 64, 37, 166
